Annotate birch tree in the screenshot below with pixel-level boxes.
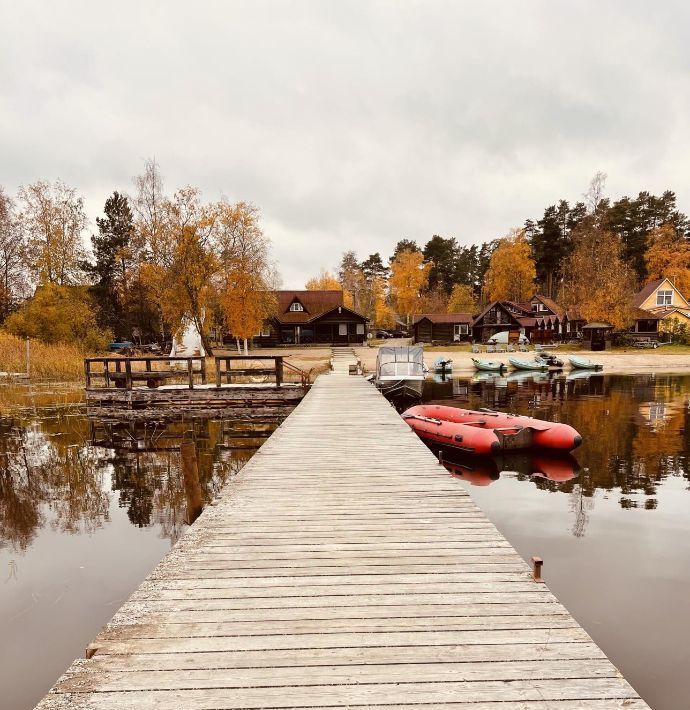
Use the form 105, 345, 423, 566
0, 187, 26, 321
18, 180, 87, 286
483, 229, 535, 303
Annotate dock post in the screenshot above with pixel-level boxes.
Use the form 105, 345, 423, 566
215, 358, 222, 388
187, 358, 194, 389
84, 359, 90, 389
532, 556, 544, 582
200, 356, 207, 384
125, 360, 133, 390
180, 439, 203, 524
276, 357, 283, 387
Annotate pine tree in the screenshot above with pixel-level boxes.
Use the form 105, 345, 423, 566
89, 191, 136, 338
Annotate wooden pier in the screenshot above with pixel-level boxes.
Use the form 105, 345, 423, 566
36, 356, 649, 709
85, 355, 308, 414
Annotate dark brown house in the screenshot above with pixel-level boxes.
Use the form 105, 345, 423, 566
412, 313, 473, 344
253, 290, 368, 346
472, 301, 530, 342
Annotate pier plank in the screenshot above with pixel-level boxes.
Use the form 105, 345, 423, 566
34, 364, 649, 710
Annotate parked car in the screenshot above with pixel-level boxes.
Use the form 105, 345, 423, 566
375, 330, 392, 339
387, 329, 409, 338
108, 341, 135, 354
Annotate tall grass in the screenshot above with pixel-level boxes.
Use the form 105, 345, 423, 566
0, 331, 88, 380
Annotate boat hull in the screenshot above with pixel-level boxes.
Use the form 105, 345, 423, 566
472, 358, 504, 372
403, 404, 582, 454
569, 356, 603, 370
509, 357, 548, 371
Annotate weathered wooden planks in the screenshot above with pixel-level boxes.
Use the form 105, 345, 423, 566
34, 362, 649, 710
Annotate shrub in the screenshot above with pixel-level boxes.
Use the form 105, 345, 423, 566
4, 284, 112, 351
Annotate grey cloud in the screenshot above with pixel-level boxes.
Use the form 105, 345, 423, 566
1, 0, 689, 286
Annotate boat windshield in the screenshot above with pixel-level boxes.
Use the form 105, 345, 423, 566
377, 346, 425, 378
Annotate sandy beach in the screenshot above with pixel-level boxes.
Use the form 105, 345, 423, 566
252, 342, 690, 376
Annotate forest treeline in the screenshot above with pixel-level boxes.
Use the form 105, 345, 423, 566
1, 170, 689, 350
312, 174, 690, 329
0, 160, 277, 354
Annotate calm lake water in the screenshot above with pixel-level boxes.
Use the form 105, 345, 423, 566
0, 383, 276, 710
421, 370, 690, 710
1, 373, 689, 710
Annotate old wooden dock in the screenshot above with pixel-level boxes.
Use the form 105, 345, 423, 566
36, 356, 649, 709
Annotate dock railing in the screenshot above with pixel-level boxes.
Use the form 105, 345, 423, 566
85, 355, 311, 390
215, 355, 286, 387
84, 356, 206, 390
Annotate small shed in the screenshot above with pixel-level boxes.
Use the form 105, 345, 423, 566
582, 322, 613, 351
412, 313, 473, 344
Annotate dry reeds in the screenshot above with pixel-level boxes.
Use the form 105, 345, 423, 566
0, 331, 88, 381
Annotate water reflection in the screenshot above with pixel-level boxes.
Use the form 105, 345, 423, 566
0, 384, 283, 710
421, 371, 690, 533
428, 444, 580, 487
0, 409, 278, 553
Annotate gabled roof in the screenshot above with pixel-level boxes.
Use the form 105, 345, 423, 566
503, 301, 533, 316
633, 308, 662, 321
654, 307, 690, 318
633, 277, 690, 308
632, 278, 666, 308
274, 290, 345, 323
472, 301, 523, 327
413, 313, 474, 325
531, 294, 564, 318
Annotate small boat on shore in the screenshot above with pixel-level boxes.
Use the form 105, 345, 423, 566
432, 357, 453, 373
472, 358, 505, 372
402, 404, 582, 455
509, 357, 548, 372
569, 355, 603, 370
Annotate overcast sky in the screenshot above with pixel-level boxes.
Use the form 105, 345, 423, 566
2, 1, 689, 287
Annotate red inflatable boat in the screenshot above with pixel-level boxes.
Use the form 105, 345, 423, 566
402, 404, 582, 455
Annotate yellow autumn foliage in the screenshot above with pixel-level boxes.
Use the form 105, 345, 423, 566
484, 229, 535, 303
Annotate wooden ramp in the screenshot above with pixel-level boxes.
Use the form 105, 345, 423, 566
36, 372, 649, 709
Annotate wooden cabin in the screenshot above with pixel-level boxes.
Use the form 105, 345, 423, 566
412, 313, 473, 344
472, 302, 530, 343
252, 291, 369, 346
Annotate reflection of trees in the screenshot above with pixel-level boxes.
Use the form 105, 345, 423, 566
0, 415, 110, 552
1, 404, 274, 553
569, 484, 594, 538
462, 373, 690, 521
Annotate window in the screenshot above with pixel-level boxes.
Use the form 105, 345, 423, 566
657, 290, 672, 306
289, 302, 304, 312
531, 302, 539, 312
254, 323, 272, 337
356, 323, 365, 335
338, 323, 347, 335
454, 324, 469, 335
539, 303, 548, 312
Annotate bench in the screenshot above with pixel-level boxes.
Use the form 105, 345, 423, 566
109, 371, 179, 388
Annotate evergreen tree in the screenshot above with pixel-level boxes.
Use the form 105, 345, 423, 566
360, 252, 389, 280
605, 190, 689, 281
422, 235, 459, 295
528, 200, 585, 298
88, 191, 135, 338
390, 239, 420, 263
